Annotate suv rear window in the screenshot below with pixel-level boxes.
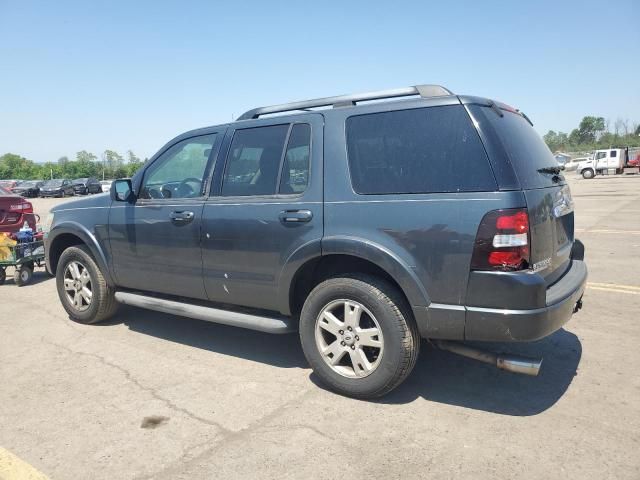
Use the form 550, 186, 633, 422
345, 105, 496, 195
471, 106, 564, 189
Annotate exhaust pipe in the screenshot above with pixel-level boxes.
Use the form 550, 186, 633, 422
434, 340, 542, 376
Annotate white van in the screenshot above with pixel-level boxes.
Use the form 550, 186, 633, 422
576, 149, 626, 179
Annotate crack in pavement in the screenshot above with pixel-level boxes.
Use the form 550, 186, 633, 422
41, 337, 231, 434
134, 388, 321, 480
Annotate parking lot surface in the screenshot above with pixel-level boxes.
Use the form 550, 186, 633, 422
1, 176, 639, 479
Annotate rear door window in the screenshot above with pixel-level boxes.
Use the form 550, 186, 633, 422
222, 125, 289, 196
470, 105, 564, 189
346, 105, 496, 194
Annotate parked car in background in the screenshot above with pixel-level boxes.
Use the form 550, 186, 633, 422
564, 156, 591, 172
45, 84, 587, 399
12, 180, 44, 198
627, 148, 640, 167
100, 180, 113, 193
0, 184, 37, 234
39, 179, 75, 197
72, 177, 102, 195
0, 180, 20, 191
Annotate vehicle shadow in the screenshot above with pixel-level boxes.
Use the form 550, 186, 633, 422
114, 305, 307, 369
372, 328, 582, 416
110, 306, 580, 416
2, 269, 53, 287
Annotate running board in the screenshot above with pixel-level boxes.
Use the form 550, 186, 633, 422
114, 291, 296, 334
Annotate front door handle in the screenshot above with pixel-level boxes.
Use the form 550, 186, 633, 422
170, 210, 195, 224
279, 209, 313, 223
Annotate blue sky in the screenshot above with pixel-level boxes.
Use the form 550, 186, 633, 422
1, 0, 638, 162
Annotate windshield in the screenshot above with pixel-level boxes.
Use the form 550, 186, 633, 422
73, 178, 88, 184
19, 181, 38, 187
471, 105, 565, 189
44, 180, 63, 187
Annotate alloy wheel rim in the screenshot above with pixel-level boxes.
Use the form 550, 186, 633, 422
63, 261, 92, 312
314, 299, 384, 379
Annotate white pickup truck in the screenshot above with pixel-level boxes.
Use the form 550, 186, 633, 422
577, 148, 640, 179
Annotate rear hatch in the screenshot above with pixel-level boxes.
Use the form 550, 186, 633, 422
470, 104, 574, 286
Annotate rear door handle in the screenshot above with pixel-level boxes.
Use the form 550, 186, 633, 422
170, 210, 195, 224
279, 209, 313, 223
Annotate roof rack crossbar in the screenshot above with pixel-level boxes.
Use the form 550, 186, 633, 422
237, 84, 453, 120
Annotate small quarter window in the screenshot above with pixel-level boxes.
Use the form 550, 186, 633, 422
279, 124, 311, 194
610, 150, 617, 157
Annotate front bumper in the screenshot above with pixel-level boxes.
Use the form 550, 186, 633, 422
464, 259, 587, 341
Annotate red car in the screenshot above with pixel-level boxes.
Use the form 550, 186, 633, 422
628, 153, 640, 168
0, 185, 37, 234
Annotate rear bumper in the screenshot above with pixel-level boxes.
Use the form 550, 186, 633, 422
413, 258, 587, 342
464, 259, 587, 341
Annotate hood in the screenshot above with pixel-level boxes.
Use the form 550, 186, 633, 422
51, 192, 110, 213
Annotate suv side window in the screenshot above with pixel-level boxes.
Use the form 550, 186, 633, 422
279, 124, 311, 194
140, 134, 217, 199
346, 105, 496, 194
222, 124, 289, 196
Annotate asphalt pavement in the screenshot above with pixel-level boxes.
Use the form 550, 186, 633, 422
1, 175, 639, 479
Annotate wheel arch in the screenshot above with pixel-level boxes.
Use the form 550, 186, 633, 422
46, 222, 114, 285
278, 236, 430, 316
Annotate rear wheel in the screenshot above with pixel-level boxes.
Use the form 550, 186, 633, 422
56, 245, 118, 324
0, 267, 6, 285
582, 168, 595, 179
299, 274, 420, 399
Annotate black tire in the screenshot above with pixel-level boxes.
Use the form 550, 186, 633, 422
582, 169, 595, 179
0, 268, 6, 285
14, 265, 33, 287
299, 274, 420, 399
56, 245, 118, 324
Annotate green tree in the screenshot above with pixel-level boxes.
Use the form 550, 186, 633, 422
125, 150, 145, 177
577, 116, 605, 143
76, 150, 98, 163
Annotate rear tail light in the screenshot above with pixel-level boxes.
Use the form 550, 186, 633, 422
9, 202, 33, 214
471, 208, 530, 271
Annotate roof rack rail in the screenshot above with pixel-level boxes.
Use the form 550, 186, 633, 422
237, 84, 454, 121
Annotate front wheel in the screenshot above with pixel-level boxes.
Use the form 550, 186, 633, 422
299, 275, 420, 399
56, 245, 118, 324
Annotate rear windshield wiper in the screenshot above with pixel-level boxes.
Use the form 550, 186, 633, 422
537, 166, 562, 175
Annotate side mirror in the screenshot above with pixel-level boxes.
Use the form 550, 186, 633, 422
113, 179, 134, 202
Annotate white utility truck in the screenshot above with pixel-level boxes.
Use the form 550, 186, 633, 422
576, 148, 639, 179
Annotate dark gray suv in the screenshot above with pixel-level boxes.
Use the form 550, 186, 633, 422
45, 85, 587, 398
